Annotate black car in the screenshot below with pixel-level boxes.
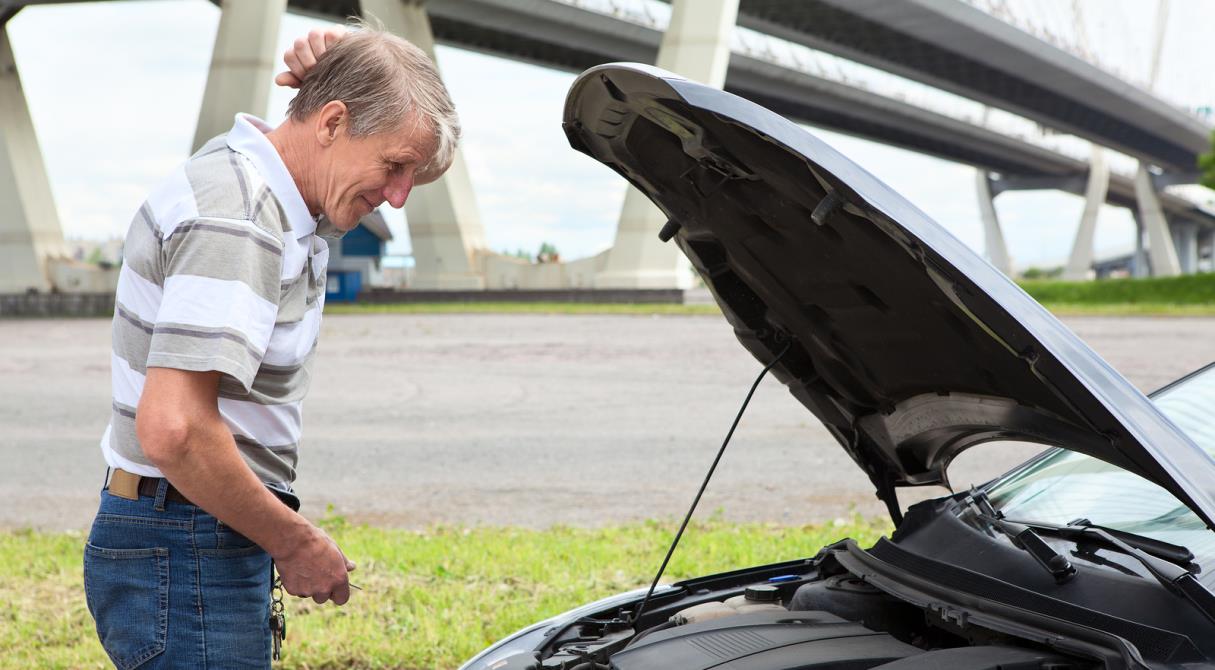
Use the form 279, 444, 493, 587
460, 64, 1215, 670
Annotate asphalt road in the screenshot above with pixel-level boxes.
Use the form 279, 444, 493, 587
1, 313, 1210, 530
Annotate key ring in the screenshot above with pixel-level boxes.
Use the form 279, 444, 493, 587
270, 562, 287, 661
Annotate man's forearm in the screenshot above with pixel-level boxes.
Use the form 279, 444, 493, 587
137, 362, 351, 603
144, 413, 309, 559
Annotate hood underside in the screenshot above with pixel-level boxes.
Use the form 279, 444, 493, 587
562, 63, 1215, 527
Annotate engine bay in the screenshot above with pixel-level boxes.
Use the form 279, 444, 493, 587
520, 546, 1091, 670
470, 493, 1215, 670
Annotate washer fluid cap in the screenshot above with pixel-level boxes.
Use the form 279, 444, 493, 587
744, 585, 780, 603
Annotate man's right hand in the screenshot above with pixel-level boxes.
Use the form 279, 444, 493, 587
137, 367, 357, 606
275, 26, 347, 88
271, 523, 357, 605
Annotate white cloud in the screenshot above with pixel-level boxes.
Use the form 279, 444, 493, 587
422, 46, 628, 260
9, 1, 217, 240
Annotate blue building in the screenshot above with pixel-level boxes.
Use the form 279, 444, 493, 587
325, 211, 392, 302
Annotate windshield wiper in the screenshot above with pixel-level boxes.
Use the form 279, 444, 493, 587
1007, 518, 1195, 567
1046, 521, 1215, 626
981, 498, 1215, 625
965, 488, 1077, 584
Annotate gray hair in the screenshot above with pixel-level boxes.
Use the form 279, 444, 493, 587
286, 21, 460, 182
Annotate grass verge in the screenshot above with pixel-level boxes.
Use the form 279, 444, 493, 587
327, 274, 1215, 317
1022, 273, 1215, 315
328, 298, 1215, 318
326, 302, 722, 316
1034, 302, 1215, 316
0, 516, 889, 670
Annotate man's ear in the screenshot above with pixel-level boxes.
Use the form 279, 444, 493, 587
315, 100, 348, 148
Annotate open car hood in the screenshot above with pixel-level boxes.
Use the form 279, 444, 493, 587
563, 63, 1215, 527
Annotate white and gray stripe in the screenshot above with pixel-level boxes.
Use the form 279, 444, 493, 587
100, 114, 329, 494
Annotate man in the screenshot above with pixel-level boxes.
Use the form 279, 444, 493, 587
83, 24, 458, 668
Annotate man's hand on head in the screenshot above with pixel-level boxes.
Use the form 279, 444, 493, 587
275, 26, 348, 88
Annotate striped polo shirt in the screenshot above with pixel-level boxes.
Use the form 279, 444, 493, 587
101, 114, 329, 499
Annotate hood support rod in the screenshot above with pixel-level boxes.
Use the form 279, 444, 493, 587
631, 339, 792, 626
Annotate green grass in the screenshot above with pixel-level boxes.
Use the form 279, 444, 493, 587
1022, 273, 1215, 315
326, 302, 722, 316
16, 274, 1215, 318
1030, 302, 1215, 316
0, 516, 889, 670
325, 274, 1215, 317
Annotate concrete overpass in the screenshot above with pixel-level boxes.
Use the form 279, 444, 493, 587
2, 0, 1211, 292
734, 0, 1210, 177
372, 0, 1215, 279
731, 0, 1215, 277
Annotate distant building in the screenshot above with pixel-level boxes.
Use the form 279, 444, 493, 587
68, 237, 124, 267
1092, 254, 1135, 279
1093, 241, 1214, 279
325, 211, 393, 301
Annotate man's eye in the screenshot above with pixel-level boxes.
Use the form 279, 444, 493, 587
388, 162, 403, 172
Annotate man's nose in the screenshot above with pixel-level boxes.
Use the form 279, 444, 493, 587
383, 173, 414, 209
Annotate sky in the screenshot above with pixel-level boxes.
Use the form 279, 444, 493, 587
7, 0, 1212, 270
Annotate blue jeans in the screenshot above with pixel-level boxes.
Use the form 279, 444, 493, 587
84, 481, 272, 669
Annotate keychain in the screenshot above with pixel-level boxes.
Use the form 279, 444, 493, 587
270, 564, 287, 661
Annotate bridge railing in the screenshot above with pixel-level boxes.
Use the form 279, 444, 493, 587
961, 0, 1215, 124
559, 0, 1109, 163
555, 0, 1215, 197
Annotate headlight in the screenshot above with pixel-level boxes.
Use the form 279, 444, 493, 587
458, 623, 551, 670
458, 587, 674, 670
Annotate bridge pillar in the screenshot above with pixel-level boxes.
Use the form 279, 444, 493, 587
974, 171, 1012, 276
1062, 148, 1109, 280
1130, 213, 1148, 278
1201, 229, 1214, 273
595, 0, 740, 289
193, 0, 286, 152
0, 19, 65, 293
362, 0, 487, 289
1134, 163, 1181, 277
1174, 222, 1198, 274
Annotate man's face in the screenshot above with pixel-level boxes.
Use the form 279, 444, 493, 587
321, 118, 436, 231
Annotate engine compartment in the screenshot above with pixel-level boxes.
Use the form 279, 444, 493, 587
611, 609, 922, 670
525, 549, 1090, 670
501, 499, 1215, 670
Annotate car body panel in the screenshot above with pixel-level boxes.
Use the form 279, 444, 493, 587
561, 63, 1215, 529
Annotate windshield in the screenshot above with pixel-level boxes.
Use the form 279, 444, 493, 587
987, 363, 1215, 568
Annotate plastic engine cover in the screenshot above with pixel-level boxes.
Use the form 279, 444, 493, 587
609, 610, 920, 670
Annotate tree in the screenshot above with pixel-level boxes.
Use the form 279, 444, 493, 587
1020, 266, 1062, 280
1201, 130, 1215, 190
537, 242, 560, 263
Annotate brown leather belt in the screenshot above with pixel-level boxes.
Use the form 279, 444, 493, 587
108, 468, 194, 506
